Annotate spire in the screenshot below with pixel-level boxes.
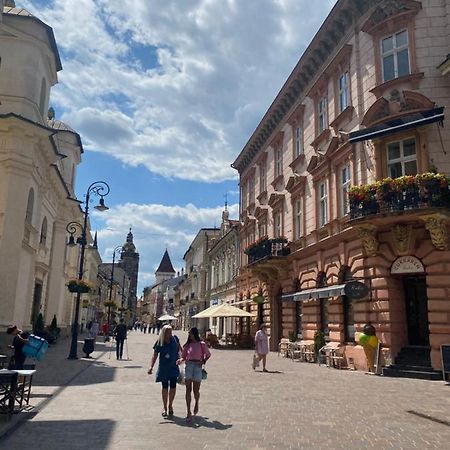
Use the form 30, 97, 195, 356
92, 231, 98, 249
156, 249, 175, 274
126, 227, 133, 243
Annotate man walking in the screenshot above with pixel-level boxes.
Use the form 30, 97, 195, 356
114, 319, 127, 360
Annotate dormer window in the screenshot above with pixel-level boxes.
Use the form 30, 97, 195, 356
381, 30, 410, 82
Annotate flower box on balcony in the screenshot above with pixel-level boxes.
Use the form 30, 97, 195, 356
349, 173, 450, 219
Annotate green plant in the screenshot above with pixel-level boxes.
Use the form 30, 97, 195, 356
67, 279, 92, 293
313, 331, 326, 356
288, 331, 296, 342
34, 313, 44, 333
48, 314, 60, 338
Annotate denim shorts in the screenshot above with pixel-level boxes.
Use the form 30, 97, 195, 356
185, 361, 203, 382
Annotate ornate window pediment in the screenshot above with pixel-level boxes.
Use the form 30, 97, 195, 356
268, 192, 285, 208
285, 174, 306, 194
362, 90, 435, 127
362, 0, 422, 35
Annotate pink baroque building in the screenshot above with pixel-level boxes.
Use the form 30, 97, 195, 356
232, 0, 450, 377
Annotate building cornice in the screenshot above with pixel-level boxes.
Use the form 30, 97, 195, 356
231, 0, 380, 174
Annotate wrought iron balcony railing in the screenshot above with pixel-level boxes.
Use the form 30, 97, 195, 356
244, 237, 290, 265
349, 173, 450, 220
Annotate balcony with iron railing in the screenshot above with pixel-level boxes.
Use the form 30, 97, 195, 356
244, 237, 290, 265
349, 173, 450, 220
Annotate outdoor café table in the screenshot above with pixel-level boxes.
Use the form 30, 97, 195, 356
0, 370, 18, 418
12, 369, 36, 409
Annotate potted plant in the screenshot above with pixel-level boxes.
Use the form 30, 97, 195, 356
313, 331, 326, 357
288, 330, 296, 342
67, 279, 92, 293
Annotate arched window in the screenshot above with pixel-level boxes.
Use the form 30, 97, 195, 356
25, 188, 34, 224
40, 217, 48, 245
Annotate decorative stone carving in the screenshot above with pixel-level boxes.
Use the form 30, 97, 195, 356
357, 225, 379, 257
421, 214, 448, 251
392, 224, 411, 254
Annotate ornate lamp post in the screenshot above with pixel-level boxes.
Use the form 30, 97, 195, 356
66, 181, 110, 360
107, 245, 123, 328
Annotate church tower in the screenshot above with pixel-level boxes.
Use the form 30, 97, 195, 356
155, 249, 175, 284
119, 229, 139, 317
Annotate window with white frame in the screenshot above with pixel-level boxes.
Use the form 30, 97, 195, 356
318, 96, 328, 133
341, 164, 351, 216
273, 211, 282, 237
258, 220, 267, 238
381, 29, 410, 82
249, 176, 255, 206
318, 181, 328, 227
387, 138, 417, 178
295, 125, 304, 158
294, 199, 302, 240
275, 147, 283, 177
259, 161, 267, 193
241, 184, 247, 210
338, 71, 350, 112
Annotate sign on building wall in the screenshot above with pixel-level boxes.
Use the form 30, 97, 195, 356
391, 256, 425, 274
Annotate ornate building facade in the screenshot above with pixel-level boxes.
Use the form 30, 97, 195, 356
0, 2, 89, 335
119, 229, 139, 317
232, 0, 450, 374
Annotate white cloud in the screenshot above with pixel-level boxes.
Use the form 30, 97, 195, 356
92, 201, 239, 293
24, 0, 335, 182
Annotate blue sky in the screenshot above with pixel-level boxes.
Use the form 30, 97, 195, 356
24, 0, 335, 293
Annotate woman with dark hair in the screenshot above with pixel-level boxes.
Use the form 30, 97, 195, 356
148, 325, 182, 417
178, 327, 210, 421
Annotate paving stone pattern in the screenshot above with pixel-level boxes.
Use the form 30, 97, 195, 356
1, 332, 450, 449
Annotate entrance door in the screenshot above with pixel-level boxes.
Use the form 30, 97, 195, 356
403, 276, 429, 345
31, 281, 43, 328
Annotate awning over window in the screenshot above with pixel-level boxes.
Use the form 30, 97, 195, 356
281, 284, 346, 302
348, 107, 444, 144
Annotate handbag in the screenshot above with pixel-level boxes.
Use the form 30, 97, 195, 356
252, 353, 260, 369
177, 364, 185, 385
200, 342, 208, 381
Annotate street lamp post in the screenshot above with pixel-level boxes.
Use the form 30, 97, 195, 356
107, 245, 123, 328
66, 181, 110, 360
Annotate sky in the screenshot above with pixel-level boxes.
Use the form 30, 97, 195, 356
24, 0, 335, 294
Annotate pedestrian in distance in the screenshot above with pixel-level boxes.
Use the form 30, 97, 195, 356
102, 322, 110, 342
144, 323, 148, 334
90, 320, 99, 339
148, 325, 182, 418
6, 325, 29, 370
177, 327, 211, 422
114, 318, 127, 360
253, 323, 269, 372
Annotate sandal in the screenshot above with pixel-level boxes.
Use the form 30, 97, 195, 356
162, 410, 168, 418
168, 408, 174, 417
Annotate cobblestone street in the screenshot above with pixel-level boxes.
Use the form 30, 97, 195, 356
1, 331, 450, 450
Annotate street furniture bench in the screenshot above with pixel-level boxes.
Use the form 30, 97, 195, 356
0, 370, 18, 419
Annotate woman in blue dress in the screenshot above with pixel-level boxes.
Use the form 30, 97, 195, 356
148, 325, 182, 417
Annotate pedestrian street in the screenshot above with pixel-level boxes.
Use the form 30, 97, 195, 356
1, 331, 450, 450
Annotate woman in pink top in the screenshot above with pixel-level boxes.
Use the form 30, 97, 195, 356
253, 323, 269, 372
178, 327, 210, 421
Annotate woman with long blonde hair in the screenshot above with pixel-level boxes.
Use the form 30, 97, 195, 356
148, 325, 182, 417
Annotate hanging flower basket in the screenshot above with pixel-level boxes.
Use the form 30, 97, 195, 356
67, 279, 92, 294
82, 300, 90, 308
104, 301, 117, 309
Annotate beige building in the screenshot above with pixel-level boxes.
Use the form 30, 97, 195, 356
0, 2, 94, 335
207, 205, 240, 337
233, 0, 450, 377
179, 228, 221, 331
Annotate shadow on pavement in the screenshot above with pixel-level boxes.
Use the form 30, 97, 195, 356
407, 410, 450, 427
0, 419, 115, 449
161, 415, 232, 430
67, 362, 116, 386
255, 370, 284, 374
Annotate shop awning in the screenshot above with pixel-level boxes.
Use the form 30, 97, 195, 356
281, 284, 346, 302
348, 107, 444, 143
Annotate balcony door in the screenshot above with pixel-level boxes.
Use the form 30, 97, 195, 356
403, 276, 429, 346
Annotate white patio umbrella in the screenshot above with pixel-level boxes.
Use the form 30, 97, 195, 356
192, 303, 254, 319
157, 314, 177, 321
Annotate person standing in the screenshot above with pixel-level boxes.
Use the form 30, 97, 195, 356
178, 327, 211, 422
148, 325, 182, 417
6, 325, 29, 370
90, 321, 99, 339
253, 323, 269, 372
114, 319, 127, 360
